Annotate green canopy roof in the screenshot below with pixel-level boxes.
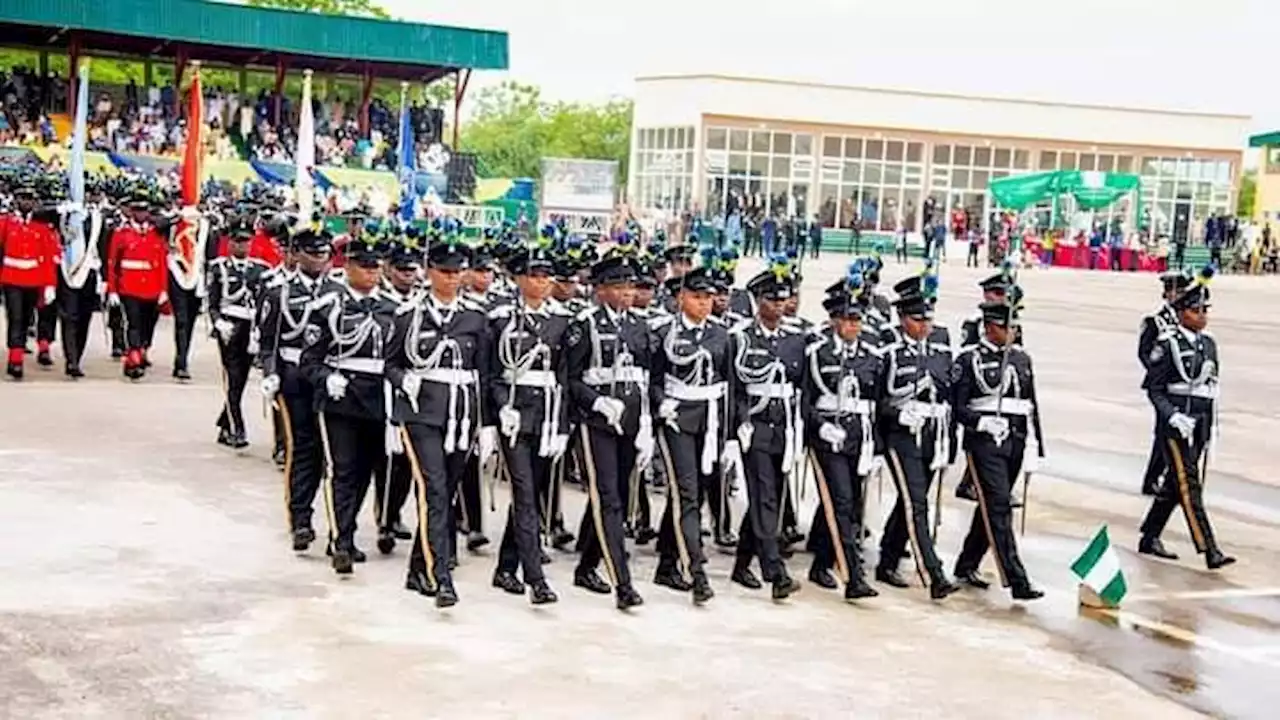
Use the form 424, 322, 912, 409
989, 170, 1141, 211
0, 0, 509, 75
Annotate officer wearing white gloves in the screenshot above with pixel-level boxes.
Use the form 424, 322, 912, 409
206, 225, 270, 449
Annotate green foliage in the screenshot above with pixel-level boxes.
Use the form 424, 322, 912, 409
457, 81, 633, 181
1238, 170, 1256, 217
245, 0, 390, 19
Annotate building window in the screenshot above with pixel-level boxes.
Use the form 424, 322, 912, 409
1136, 155, 1234, 240
817, 132, 925, 231
701, 126, 817, 220
632, 125, 696, 213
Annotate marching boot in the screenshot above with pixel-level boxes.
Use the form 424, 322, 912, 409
405, 569, 436, 597
291, 526, 316, 552
845, 575, 879, 601
929, 571, 961, 600
376, 528, 396, 555
539, 548, 552, 565
466, 531, 490, 551
573, 568, 612, 595
331, 549, 354, 575
875, 565, 911, 589
955, 476, 978, 501
272, 446, 287, 469
350, 547, 367, 563
615, 583, 644, 611
390, 521, 412, 541
1011, 581, 1045, 601
229, 431, 249, 449
551, 528, 575, 551
654, 561, 692, 592
6, 348, 23, 380
714, 530, 738, 549
808, 566, 839, 590
492, 570, 526, 595
529, 579, 559, 605
435, 579, 459, 608
730, 562, 762, 590
771, 574, 801, 601
634, 526, 658, 546
1205, 548, 1237, 570
955, 568, 991, 590
36, 340, 52, 368
65, 363, 84, 379
173, 366, 192, 383
691, 572, 715, 605
1138, 535, 1179, 561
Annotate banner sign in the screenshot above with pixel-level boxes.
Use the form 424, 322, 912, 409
540, 157, 617, 212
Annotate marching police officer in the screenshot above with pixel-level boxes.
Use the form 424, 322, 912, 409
386, 236, 490, 609
950, 298, 1046, 600
1137, 269, 1193, 496
803, 271, 882, 601
208, 220, 270, 448
105, 189, 171, 381
1137, 268, 1235, 570
958, 268, 1025, 348
626, 258, 665, 546
56, 181, 111, 378
874, 271, 960, 599
725, 265, 806, 601
259, 228, 333, 552
1, 182, 60, 380
300, 236, 399, 575
564, 249, 649, 610
651, 266, 730, 605
486, 243, 569, 605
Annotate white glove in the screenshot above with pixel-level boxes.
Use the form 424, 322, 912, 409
214, 318, 235, 342
325, 372, 348, 401
401, 373, 422, 403
736, 422, 754, 449
1021, 452, 1042, 474
478, 426, 498, 468
498, 405, 521, 438
96, 280, 107, 297
1169, 412, 1197, 441
157, 291, 169, 306
658, 398, 679, 425
592, 396, 626, 428
977, 416, 1011, 445
385, 424, 404, 455
107, 292, 121, 308
898, 407, 925, 432
818, 422, 847, 450
721, 439, 742, 468
550, 434, 570, 459
42, 286, 56, 306
635, 430, 655, 470
858, 453, 884, 476
260, 373, 281, 398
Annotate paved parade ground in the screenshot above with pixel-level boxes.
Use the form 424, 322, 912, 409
3, 257, 1280, 718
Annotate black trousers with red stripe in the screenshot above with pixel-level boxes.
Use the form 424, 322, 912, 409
1140, 427, 1219, 553
954, 439, 1030, 588
574, 424, 634, 588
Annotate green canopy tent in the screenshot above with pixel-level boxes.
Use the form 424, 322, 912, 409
989, 170, 1142, 229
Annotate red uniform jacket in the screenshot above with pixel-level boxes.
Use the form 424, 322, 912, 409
216, 230, 283, 267
0, 213, 61, 289
106, 223, 170, 301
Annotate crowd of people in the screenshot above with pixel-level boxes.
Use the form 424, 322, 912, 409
0, 167, 1236, 616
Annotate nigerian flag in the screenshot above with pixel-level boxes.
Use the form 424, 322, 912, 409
1071, 525, 1128, 607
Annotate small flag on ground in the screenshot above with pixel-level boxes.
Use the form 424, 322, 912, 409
1071, 525, 1128, 608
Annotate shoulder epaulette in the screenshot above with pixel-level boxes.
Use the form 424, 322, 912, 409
488, 304, 515, 320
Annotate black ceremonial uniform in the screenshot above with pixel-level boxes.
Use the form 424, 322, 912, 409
299, 268, 398, 574
207, 252, 270, 447
258, 258, 328, 550
564, 265, 650, 608
386, 273, 489, 608
455, 286, 505, 550
370, 275, 420, 556
950, 316, 1046, 599
57, 200, 111, 376
1137, 301, 1179, 495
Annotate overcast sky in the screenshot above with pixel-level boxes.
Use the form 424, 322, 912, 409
388, 0, 1273, 141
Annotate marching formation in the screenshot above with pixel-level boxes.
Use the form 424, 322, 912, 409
0, 173, 1235, 615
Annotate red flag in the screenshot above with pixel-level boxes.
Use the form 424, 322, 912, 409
174, 68, 204, 287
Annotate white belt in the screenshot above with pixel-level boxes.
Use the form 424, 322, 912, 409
2, 256, 37, 270
327, 357, 385, 374
120, 259, 152, 271
903, 401, 950, 419
815, 396, 874, 415
413, 368, 478, 386
583, 366, 649, 386
746, 382, 795, 400
279, 347, 302, 364
1167, 382, 1218, 400
967, 397, 1034, 415
664, 377, 726, 402
503, 369, 558, 388
221, 305, 254, 321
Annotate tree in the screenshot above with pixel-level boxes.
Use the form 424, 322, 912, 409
1238, 170, 1256, 218
457, 81, 633, 181
245, 0, 390, 19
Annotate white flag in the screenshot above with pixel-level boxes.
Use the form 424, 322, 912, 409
295, 69, 316, 224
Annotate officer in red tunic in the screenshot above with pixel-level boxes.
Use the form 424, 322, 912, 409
105, 190, 171, 380
0, 182, 61, 380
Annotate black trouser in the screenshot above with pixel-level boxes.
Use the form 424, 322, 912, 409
107, 303, 126, 355
700, 460, 731, 540
496, 433, 550, 583
1110, 248, 1122, 271
540, 432, 569, 535
1210, 247, 1223, 269
808, 447, 866, 583
57, 276, 98, 368
168, 279, 200, 371
809, 236, 820, 258
214, 321, 253, 436
456, 450, 485, 537
318, 411, 383, 553
1141, 413, 1166, 493
278, 373, 323, 532
656, 425, 709, 578
35, 294, 56, 347
736, 447, 786, 581
272, 406, 286, 458
372, 449, 412, 533
627, 453, 653, 531
967, 243, 980, 267
954, 441, 1031, 588
1173, 243, 1186, 269
1140, 428, 1219, 554
403, 424, 466, 588
879, 429, 945, 582
778, 468, 799, 535
3, 285, 38, 351
574, 424, 634, 588
121, 296, 159, 353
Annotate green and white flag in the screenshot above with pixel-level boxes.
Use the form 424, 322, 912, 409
1071, 525, 1127, 607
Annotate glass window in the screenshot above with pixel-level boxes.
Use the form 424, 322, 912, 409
880, 188, 901, 231
1141, 157, 1158, 175
794, 134, 813, 157
1080, 154, 1096, 171
706, 127, 727, 150
1159, 158, 1176, 175
750, 154, 768, 176
772, 133, 792, 154
675, 128, 686, 149
973, 170, 989, 188
1199, 161, 1216, 180
994, 148, 1011, 168
1014, 149, 1030, 170
729, 129, 748, 152
1117, 155, 1133, 173
842, 160, 861, 184
1060, 152, 1078, 170
771, 156, 790, 178
907, 142, 924, 163
904, 165, 923, 185
1195, 182, 1212, 201
884, 164, 903, 186
823, 136, 842, 158
991, 169, 1009, 181
1158, 180, 1175, 198
668, 128, 679, 150
845, 138, 863, 158
953, 145, 972, 165
659, 131, 671, 151
933, 144, 951, 165
1039, 150, 1057, 170
902, 189, 921, 232
1098, 155, 1114, 172
865, 140, 884, 160
767, 179, 788, 215
751, 131, 770, 153
864, 162, 883, 184
886, 141, 904, 162
685, 153, 694, 173
951, 168, 969, 187
729, 153, 748, 173
974, 146, 992, 167
819, 184, 840, 227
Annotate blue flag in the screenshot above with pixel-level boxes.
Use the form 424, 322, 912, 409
396, 86, 417, 224
65, 60, 91, 272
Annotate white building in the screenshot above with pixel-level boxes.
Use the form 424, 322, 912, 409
627, 74, 1250, 236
